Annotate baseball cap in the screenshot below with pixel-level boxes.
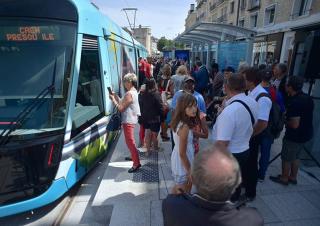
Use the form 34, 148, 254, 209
184, 76, 195, 83
224, 66, 235, 73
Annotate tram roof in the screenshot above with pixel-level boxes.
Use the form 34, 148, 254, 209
175, 22, 257, 45
72, 0, 145, 49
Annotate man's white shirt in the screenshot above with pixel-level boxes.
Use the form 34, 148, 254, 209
249, 84, 272, 122
212, 93, 258, 153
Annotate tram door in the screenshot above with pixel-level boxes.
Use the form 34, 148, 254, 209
105, 39, 122, 132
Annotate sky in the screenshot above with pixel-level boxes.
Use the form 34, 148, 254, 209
92, 0, 195, 39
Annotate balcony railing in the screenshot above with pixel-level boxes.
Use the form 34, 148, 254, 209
248, 0, 260, 11
210, 3, 216, 11
196, 0, 207, 9
217, 14, 227, 23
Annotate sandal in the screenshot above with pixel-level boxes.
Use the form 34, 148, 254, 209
269, 175, 288, 186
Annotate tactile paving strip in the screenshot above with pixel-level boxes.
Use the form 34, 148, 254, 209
132, 151, 159, 183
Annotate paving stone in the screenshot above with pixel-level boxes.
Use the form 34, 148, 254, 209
93, 180, 158, 206
158, 150, 166, 165
109, 201, 150, 226
74, 184, 98, 202
265, 223, 284, 226
151, 200, 164, 226
247, 196, 280, 224
300, 189, 320, 210
261, 192, 320, 221
79, 205, 113, 225
160, 163, 174, 194
159, 164, 169, 200
61, 201, 88, 225
282, 218, 320, 226
303, 166, 320, 181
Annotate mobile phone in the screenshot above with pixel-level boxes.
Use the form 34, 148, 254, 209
107, 87, 112, 94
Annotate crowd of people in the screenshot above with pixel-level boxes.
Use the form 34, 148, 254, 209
109, 56, 314, 225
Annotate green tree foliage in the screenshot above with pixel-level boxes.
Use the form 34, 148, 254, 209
157, 37, 167, 52
157, 37, 185, 51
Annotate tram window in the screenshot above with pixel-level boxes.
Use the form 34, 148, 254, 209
72, 36, 104, 136
107, 40, 121, 94
122, 46, 135, 77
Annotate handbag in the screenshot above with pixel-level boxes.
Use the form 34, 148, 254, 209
107, 112, 121, 131
161, 79, 172, 107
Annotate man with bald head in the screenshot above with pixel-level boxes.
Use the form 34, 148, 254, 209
162, 146, 263, 226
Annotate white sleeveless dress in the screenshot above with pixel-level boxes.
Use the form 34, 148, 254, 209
171, 123, 194, 184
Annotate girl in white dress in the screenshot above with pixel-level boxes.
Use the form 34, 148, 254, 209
170, 93, 197, 194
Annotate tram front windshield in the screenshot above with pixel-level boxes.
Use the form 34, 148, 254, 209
0, 19, 76, 137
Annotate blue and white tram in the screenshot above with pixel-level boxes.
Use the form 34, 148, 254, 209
0, 0, 148, 217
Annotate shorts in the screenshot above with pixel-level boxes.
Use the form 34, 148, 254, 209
144, 122, 160, 133
173, 174, 188, 185
281, 139, 304, 162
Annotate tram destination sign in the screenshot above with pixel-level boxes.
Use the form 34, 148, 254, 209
1, 26, 60, 41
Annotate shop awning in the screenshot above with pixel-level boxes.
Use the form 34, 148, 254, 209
175, 22, 257, 45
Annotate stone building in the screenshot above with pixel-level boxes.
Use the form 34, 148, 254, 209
182, 0, 320, 167
132, 25, 152, 55
186, 0, 320, 68
151, 36, 159, 56
185, 4, 197, 30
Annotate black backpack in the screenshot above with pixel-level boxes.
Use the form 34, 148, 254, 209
256, 92, 285, 139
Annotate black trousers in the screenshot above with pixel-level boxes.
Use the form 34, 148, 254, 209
138, 71, 146, 87
231, 150, 249, 202
245, 135, 262, 198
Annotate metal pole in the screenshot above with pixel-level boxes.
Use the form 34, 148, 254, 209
122, 8, 138, 30
246, 37, 254, 66
236, 0, 240, 26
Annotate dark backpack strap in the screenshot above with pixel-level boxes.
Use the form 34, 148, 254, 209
256, 92, 271, 101
230, 100, 255, 126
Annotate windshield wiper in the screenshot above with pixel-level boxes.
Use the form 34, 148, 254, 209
0, 60, 57, 146
0, 84, 55, 145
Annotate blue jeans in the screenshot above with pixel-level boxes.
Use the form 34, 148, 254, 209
258, 135, 274, 179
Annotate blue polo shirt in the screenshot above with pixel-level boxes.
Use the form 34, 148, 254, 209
171, 90, 206, 114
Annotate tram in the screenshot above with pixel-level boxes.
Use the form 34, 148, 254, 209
0, 0, 148, 217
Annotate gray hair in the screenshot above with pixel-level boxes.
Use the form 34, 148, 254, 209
123, 73, 138, 85
191, 145, 241, 202
238, 62, 250, 73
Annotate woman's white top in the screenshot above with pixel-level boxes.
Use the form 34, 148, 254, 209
171, 123, 194, 177
121, 88, 141, 124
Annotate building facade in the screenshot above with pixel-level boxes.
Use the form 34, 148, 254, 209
186, 0, 320, 68
151, 36, 159, 56
132, 25, 152, 54
183, 0, 320, 164
186, 4, 197, 30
